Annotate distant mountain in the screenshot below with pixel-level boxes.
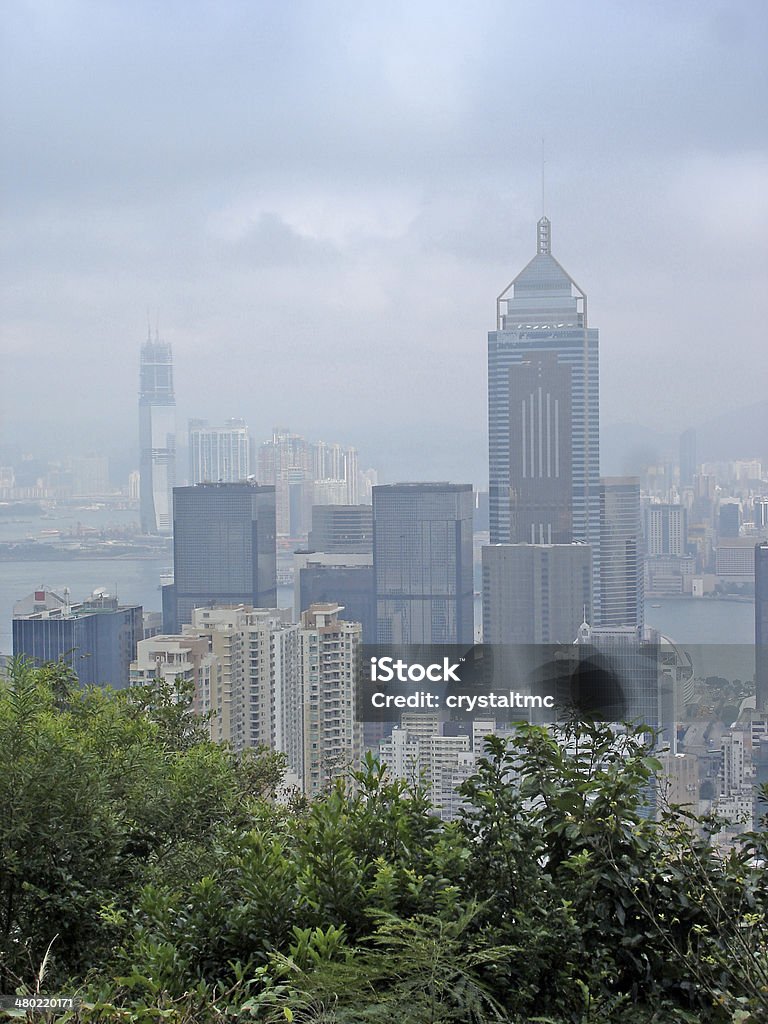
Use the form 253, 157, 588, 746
601, 401, 768, 476
695, 400, 767, 463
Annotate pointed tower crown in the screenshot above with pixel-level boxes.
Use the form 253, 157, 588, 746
537, 216, 551, 255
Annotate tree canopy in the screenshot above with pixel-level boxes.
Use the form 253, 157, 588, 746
0, 659, 766, 1023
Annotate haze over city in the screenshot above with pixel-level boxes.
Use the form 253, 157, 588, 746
2, 0, 767, 482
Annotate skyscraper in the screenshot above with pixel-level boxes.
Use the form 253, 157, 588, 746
165, 482, 277, 632
300, 604, 362, 798
373, 482, 473, 645
488, 217, 600, 603
756, 542, 768, 712
599, 477, 644, 629
139, 334, 176, 534
645, 504, 687, 556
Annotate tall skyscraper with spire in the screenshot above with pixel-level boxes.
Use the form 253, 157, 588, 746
139, 333, 176, 535
487, 216, 601, 609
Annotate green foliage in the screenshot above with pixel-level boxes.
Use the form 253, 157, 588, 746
1, 662, 767, 1023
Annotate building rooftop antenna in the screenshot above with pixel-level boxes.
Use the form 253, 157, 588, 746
541, 136, 546, 218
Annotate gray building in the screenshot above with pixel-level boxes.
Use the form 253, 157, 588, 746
600, 477, 644, 629
645, 504, 687, 556
757, 542, 768, 712
165, 482, 276, 632
308, 504, 373, 553
13, 589, 142, 689
508, 353, 573, 544
373, 483, 474, 645
296, 558, 375, 643
718, 501, 741, 540
139, 334, 176, 535
482, 543, 592, 645
488, 217, 600, 611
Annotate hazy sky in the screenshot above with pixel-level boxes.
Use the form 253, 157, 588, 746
2, 0, 767, 483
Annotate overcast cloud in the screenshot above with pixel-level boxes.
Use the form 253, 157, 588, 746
1, 0, 766, 482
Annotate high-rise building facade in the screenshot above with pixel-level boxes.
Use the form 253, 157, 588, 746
185, 605, 301, 761
165, 482, 277, 632
308, 504, 373, 553
599, 477, 644, 629
189, 419, 250, 484
139, 335, 176, 535
488, 218, 600, 604
14, 589, 142, 689
300, 604, 362, 798
507, 353, 573, 544
645, 504, 687, 556
482, 543, 592, 644
296, 556, 376, 643
756, 542, 768, 712
373, 483, 474, 645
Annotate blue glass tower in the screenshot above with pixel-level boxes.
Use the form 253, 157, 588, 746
488, 217, 601, 610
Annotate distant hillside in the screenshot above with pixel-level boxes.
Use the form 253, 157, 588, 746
601, 400, 768, 476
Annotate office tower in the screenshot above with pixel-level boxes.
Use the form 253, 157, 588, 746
166, 482, 276, 632
574, 623, 665, 738
373, 483, 474, 645
756, 543, 768, 712
300, 604, 362, 798
482, 543, 592, 644
679, 429, 697, 488
308, 504, 373, 553
139, 334, 176, 535
507, 353, 573, 543
715, 539, 755, 580
600, 477, 644, 629
189, 419, 250, 484
645, 504, 688, 556
718, 501, 741, 539
488, 217, 600, 606
295, 555, 375, 642
13, 589, 142, 689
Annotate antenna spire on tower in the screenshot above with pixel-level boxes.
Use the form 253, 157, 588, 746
541, 136, 546, 217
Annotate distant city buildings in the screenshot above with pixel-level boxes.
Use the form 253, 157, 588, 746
14, 589, 142, 689
164, 482, 277, 632
257, 429, 370, 539
139, 334, 176, 534
645, 504, 687, 557
373, 482, 474, 645
189, 418, 250, 484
